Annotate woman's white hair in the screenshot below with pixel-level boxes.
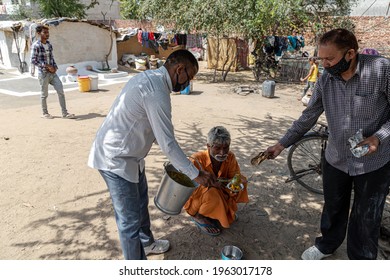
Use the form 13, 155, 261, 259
207, 126, 231, 146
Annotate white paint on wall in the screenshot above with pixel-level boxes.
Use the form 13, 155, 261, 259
41, 21, 118, 75
0, 21, 118, 76
0, 31, 11, 67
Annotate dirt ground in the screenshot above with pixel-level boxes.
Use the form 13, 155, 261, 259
1, 62, 389, 260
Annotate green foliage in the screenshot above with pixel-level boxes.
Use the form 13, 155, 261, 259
139, 0, 252, 35
133, 0, 357, 39
9, 4, 37, 20
245, 0, 309, 38
31, 0, 88, 19
127, 0, 358, 80
119, 0, 143, 19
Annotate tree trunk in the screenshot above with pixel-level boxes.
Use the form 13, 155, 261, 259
221, 38, 230, 80
212, 36, 220, 83
104, 18, 113, 70
222, 59, 234, 81
222, 38, 238, 82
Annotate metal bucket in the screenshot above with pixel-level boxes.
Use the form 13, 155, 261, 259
154, 162, 198, 215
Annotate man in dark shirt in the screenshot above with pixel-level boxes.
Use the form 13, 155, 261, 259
30, 24, 75, 119
266, 28, 390, 260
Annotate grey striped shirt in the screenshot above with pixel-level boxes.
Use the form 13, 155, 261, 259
280, 54, 390, 175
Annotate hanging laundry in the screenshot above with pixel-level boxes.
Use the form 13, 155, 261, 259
137, 30, 143, 44
236, 39, 249, 69
145, 32, 157, 53
263, 36, 274, 54
158, 39, 169, 50
186, 34, 203, 48
167, 33, 176, 45
142, 31, 149, 47
287, 35, 297, 51
297, 35, 305, 49
281, 37, 289, 52
153, 33, 162, 41
176, 34, 187, 46
274, 36, 284, 56
148, 32, 155, 41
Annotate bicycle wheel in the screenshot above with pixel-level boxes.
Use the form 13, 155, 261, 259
287, 135, 327, 194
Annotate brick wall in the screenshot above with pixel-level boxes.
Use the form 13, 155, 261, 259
352, 16, 390, 57
113, 19, 157, 31
304, 16, 390, 57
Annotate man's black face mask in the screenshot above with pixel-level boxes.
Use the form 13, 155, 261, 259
173, 68, 190, 92
325, 51, 352, 76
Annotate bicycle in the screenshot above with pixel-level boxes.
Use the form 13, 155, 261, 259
285, 122, 328, 194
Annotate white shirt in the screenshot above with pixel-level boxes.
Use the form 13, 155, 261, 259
42, 43, 50, 65
88, 66, 199, 182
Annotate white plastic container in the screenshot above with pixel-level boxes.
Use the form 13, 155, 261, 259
89, 75, 98, 91
262, 80, 275, 98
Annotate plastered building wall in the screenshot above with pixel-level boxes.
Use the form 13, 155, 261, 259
47, 21, 117, 66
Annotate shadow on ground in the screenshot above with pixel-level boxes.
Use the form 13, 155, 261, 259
11, 76, 390, 260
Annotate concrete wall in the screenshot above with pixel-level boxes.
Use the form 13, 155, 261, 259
0, 21, 118, 75
0, 30, 28, 69
48, 22, 115, 64
0, 31, 12, 67
43, 21, 118, 74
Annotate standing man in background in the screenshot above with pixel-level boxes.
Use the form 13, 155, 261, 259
31, 24, 75, 119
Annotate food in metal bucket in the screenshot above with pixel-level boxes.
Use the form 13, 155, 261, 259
167, 170, 196, 188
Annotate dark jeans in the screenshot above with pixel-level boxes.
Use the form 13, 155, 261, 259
99, 169, 154, 260
316, 159, 390, 259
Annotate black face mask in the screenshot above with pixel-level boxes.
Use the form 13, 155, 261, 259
172, 68, 190, 92
325, 51, 352, 76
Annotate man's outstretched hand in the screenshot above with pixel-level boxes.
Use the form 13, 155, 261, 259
194, 170, 218, 187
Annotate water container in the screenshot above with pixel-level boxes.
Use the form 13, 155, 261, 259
262, 80, 275, 98
89, 75, 99, 91
77, 76, 91, 92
